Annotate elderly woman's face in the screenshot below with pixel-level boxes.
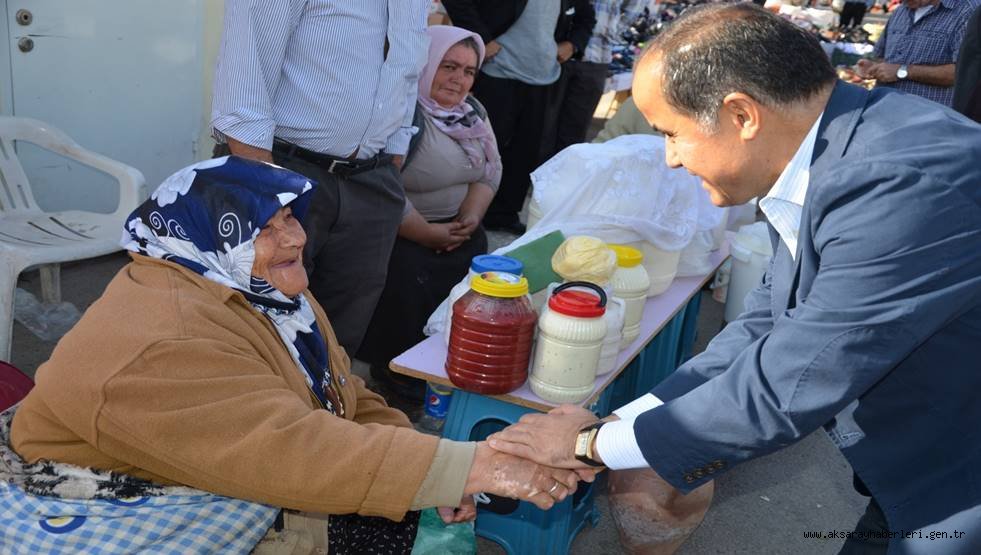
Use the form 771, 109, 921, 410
430, 43, 479, 108
252, 207, 308, 297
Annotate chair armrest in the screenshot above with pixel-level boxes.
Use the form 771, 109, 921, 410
1, 116, 146, 217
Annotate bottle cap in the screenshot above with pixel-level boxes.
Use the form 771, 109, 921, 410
609, 245, 644, 268
471, 254, 524, 276
470, 272, 529, 298
548, 281, 607, 318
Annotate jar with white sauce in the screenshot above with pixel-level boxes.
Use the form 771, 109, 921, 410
597, 295, 626, 375
529, 281, 608, 404
609, 245, 650, 348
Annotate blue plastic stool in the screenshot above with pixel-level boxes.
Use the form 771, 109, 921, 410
441, 388, 612, 555
436, 295, 705, 554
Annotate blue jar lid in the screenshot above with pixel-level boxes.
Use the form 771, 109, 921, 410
471, 254, 523, 276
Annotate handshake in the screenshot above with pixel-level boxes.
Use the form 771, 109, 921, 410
441, 405, 611, 523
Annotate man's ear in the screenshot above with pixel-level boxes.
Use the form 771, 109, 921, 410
720, 93, 762, 141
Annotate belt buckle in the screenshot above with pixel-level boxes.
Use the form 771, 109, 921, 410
328, 159, 350, 174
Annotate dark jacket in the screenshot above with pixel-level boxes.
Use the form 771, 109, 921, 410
953, 5, 981, 122
443, 0, 596, 59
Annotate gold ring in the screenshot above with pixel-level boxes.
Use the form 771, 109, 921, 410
548, 482, 560, 495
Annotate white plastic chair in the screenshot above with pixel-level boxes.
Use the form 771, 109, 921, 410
0, 116, 144, 360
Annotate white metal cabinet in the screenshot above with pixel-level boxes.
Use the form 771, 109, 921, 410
2, 0, 207, 213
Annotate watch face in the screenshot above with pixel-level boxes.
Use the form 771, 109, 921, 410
897, 67, 908, 79
575, 431, 590, 457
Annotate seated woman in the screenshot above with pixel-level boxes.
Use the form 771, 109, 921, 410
358, 26, 501, 401
3, 157, 576, 554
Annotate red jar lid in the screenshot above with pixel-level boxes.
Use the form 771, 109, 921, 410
548, 290, 605, 318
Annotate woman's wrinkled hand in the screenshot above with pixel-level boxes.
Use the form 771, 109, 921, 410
464, 442, 580, 511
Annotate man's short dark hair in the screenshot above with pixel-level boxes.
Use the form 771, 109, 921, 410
642, 3, 836, 129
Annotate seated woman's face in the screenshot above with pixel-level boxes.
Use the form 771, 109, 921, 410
430, 43, 479, 108
252, 207, 308, 297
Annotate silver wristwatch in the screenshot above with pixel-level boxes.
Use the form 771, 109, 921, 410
897, 64, 909, 80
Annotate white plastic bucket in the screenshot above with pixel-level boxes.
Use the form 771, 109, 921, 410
724, 222, 773, 322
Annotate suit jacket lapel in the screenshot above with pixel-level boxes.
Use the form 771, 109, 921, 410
770, 83, 869, 314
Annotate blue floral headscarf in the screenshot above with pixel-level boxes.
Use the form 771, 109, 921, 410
121, 156, 341, 414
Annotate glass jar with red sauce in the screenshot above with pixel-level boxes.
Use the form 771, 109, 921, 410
446, 272, 537, 395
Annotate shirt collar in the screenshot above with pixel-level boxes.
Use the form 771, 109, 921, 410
762, 112, 824, 209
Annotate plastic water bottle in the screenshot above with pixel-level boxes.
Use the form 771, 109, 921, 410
13, 288, 81, 342
417, 383, 453, 435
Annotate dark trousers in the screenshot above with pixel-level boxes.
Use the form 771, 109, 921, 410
472, 72, 552, 227
840, 2, 868, 28
541, 60, 609, 160
272, 154, 405, 357
358, 225, 488, 369
839, 498, 890, 554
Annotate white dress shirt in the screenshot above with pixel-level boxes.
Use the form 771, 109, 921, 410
594, 113, 825, 470
211, 0, 429, 158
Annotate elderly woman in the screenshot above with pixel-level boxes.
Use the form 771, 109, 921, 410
359, 26, 501, 400
3, 157, 577, 554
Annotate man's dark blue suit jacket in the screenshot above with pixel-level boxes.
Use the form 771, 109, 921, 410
635, 82, 981, 551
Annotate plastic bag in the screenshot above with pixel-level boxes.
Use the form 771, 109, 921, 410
13, 288, 81, 342
410, 508, 476, 555
530, 135, 705, 252
425, 136, 723, 338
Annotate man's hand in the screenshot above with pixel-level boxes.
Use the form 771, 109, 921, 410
226, 137, 274, 164
437, 495, 477, 524
485, 41, 502, 60
487, 405, 599, 468
557, 41, 575, 63
870, 62, 900, 83
391, 155, 404, 171
855, 58, 877, 79
464, 442, 580, 510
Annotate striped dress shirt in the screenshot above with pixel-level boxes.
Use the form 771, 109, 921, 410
594, 113, 825, 471
758, 112, 823, 261
211, 0, 430, 159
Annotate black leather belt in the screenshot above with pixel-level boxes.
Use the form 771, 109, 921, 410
272, 138, 391, 177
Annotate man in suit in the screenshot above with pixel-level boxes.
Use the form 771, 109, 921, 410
488, 4, 981, 553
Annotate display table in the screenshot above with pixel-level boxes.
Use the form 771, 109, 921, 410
390, 244, 728, 555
